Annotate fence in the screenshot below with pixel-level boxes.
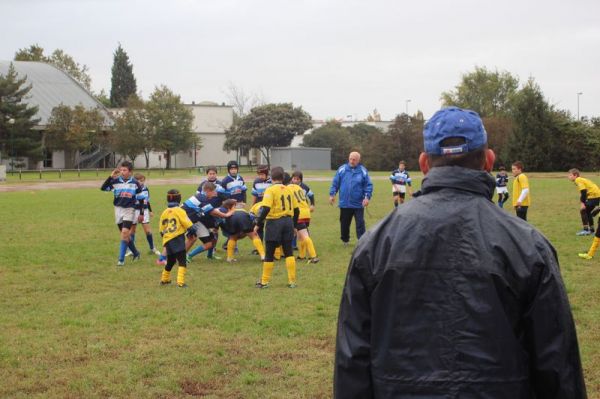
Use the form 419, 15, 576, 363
4, 165, 258, 181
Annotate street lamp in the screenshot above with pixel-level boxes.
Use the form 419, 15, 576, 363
577, 92, 583, 121
405, 99, 411, 115
8, 118, 15, 171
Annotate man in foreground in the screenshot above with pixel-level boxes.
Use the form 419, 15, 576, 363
334, 107, 586, 398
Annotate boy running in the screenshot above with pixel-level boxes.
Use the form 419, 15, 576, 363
495, 166, 510, 208
511, 161, 530, 221
568, 168, 600, 236
253, 166, 300, 288
159, 189, 193, 287
389, 161, 412, 207
100, 161, 144, 266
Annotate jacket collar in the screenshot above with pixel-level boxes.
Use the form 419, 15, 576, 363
421, 166, 495, 199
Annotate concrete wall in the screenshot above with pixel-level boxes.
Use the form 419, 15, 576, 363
270, 147, 331, 170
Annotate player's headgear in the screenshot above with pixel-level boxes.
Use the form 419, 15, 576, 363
423, 107, 487, 155
257, 165, 269, 175
227, 160, 239, 171
167, 189, 181, 203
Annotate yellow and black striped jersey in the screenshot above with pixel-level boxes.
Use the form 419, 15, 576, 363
159, 206, 193, 245
262, 183, 298, 219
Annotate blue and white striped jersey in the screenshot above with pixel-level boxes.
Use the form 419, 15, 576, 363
251, 177, 272, 200
389, 169, 412, 186
101, 176, 143, 208
221, 174, 247, 202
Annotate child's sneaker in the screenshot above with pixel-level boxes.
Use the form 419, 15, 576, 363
117, 260, 125, 266
578, 253, 593, 260
177, 284, 188, 289
132, 253, 141, 262
307, 257, 320, 264
287, 283, 297, 288
160, 280, 171, 285
255, 281, 269, 289
125, 249, 133, 257
226, 258, 238, 263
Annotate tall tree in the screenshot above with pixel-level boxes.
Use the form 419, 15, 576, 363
14, 44, 92, 90
45, 105, 106, 168
110, 97, 151, 166
145, 85, 195, 169
0, 63, 41, 164
224, 103, 312, 168
387, 113, 425, 169
441, 66, 519, 117
110, 44, 137, 108
302, 121, 356, 169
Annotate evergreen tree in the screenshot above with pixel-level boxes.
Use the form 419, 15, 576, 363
0, 63, 41, 164
110, 44, 137, 108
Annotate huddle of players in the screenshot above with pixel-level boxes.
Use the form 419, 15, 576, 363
153, 161, 317, 288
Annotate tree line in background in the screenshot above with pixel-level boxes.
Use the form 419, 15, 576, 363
2, 46, 600, 172
1, 44, 196, 169
302, 66, 600, 172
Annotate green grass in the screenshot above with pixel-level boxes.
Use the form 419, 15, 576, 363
1, 174, 599, 397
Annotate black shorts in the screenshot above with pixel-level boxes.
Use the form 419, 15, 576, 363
223, 213, 254, 236
393, 191, 406, 199
264, 217, 294, 243
165, 234, 186, 256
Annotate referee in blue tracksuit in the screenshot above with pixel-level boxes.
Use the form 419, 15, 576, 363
329, 151, 373, 246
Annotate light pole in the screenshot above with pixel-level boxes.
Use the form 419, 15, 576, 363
8, 118, 15, 171
405, 99, 411, 115
577, 92, 583, 121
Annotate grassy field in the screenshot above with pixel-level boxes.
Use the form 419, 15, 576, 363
1, 173, 600, 397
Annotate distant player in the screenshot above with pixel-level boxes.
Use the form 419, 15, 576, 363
253, 166, 300, 288
221, 160, 247, 252
495, 166, 510, 208
251, 165, 272, 204
219, 199, 266, 262
100, 161, 144, 266
389, 161, 412, 207
568, 168, 600, 236
290, 171, 319, 263
126, 173, 161, 256
184, 182, 234, 262
159, 189, 193, 287
511, 161, 530, 221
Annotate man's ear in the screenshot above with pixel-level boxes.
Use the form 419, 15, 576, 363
418, 152, 429, 175
484, 149, 496, 173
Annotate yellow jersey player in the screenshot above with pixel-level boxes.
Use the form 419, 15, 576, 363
159, 189, 193, 288
511, 161, 530, 221
568, 168, 600, 236
289, 171, 319, 263
219, 199, 266, 262
253, 167, 300, 288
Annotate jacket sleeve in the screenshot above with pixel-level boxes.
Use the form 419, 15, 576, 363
363, 170, 373, 200
100, 176, 113, 191
334, 249, 374, 399
330, 169, 341, 197
524, 240, 587, 399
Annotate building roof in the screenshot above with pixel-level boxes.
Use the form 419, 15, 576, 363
0, 60, 111, 127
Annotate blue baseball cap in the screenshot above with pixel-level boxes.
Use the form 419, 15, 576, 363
423, 107, 487, 155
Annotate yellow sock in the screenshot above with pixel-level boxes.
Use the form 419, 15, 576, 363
298, 240, 306, 258
285, 256, 296, 285
227, 239, 237, 260
274, 246, 282, 260
261, 261, 275, 285
161, 270, 171, 283
305, 236, 317, 258
252, 238, 265, 258
177, 266, 187, 286
588, 237, 600, 257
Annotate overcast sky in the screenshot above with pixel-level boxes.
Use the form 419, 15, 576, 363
1, 0, 598, 121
